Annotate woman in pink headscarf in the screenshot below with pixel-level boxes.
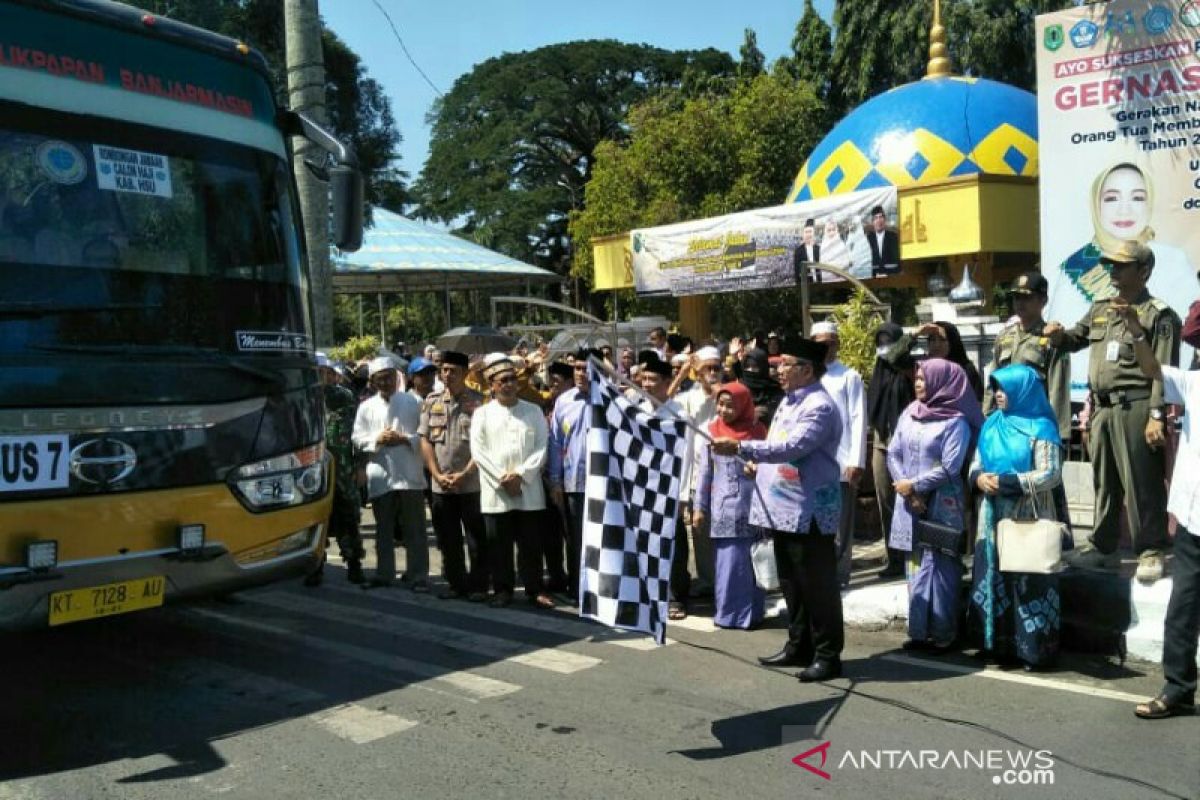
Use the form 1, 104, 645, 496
887, 358, 984, 652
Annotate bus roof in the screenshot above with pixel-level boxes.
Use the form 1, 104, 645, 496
12, 0, 275, 91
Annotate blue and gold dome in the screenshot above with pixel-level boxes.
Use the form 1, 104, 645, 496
787, 75, 1038, 202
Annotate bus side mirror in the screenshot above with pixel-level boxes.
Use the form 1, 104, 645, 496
331, 165, 363, 252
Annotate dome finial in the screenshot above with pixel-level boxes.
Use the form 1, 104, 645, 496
926, 0, 953, 79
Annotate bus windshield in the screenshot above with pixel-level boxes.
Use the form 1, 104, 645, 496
0, 105, 311, 405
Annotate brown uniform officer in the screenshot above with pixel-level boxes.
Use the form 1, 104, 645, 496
984, 271, 1071, 442
418, 350, 489, 600
1047, 244, 1180, 583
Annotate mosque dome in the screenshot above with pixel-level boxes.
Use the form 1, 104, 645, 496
786, 75, 1039, 203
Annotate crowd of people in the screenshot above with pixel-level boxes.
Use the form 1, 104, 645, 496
307, 245, 1199, 721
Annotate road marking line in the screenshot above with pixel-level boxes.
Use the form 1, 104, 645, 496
253, 592, 602, 674
184, 607, 520, 703
308, 703, 418, 744
316, 583, 664, 650
879, 654, 1148, 703
665, 614, 716, 633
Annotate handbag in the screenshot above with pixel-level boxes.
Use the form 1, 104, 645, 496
751, 537, 780, 591
914, 515, 964, 557
995, 475, 1065, 574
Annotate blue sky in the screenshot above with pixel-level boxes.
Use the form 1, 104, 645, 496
321, 0, 835, 183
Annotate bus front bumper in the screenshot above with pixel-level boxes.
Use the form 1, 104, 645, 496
0, 525, 322, 630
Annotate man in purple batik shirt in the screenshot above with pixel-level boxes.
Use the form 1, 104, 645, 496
713, 336, 844, 682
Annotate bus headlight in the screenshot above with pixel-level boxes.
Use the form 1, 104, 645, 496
231, 444, 328, 511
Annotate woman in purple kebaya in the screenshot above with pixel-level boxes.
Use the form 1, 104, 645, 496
888, 358, 983, 652
694, 382, 767, 630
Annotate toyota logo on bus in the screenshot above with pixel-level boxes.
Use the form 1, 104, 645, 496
69, 438, 138, 485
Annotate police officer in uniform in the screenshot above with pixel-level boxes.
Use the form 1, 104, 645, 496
984, 271, 1071, 441
305, 353, 366, 586
1047, 244, 1181, 583
418, 350, 490, 601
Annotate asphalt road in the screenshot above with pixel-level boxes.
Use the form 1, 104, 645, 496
2, 561, 1197, 800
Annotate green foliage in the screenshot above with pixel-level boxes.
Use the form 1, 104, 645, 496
829, 0, 1075, 114
569, 71, 828, 333
737, 29, 766, 82
144, 0, 407, 213
828, 287, 884, 382
783, 0, 833, 102
415, 40, 735, 286
339, 335, 382, 362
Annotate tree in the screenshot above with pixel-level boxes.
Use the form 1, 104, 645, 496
737, 29, 766, 82
783, 0, 833, 98
568, 71, 829, 333
828, 0, 1076, 113
415, 41, 735, 288
952, 0, 1075, 91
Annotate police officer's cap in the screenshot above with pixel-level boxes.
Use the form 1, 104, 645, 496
1008, 271, 1048, 297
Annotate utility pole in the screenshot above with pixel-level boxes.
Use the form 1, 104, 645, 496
285, 0, 332, 346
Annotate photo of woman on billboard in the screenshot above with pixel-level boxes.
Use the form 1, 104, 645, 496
1049, 162, 1195, 330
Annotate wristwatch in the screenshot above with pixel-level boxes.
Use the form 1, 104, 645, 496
1149, 408, 1165, 421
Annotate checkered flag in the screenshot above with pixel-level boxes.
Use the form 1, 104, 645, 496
579, 361, 688, 644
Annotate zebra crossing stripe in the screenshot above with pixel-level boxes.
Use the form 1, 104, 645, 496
315, 583, 665, 651
308, 703, 418, 744
252, 592, 602, 675
107, 632, 419, 745
184, 607, 521, 703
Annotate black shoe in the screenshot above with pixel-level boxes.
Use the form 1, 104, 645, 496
346, 561, 365, 585
489, 591, 513, 608
798, 658, 842, 683
438, 588, 464, 601
901, 639, 927, 651
758, 646, 813, 668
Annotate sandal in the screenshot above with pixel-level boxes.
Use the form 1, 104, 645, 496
668, 603, 687, 621
1134, 694, 1196, 720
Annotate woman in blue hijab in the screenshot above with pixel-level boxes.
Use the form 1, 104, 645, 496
967, 364, 1070, 670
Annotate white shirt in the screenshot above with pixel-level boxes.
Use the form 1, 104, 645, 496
640, 395, 692, 498
676, 384, 716, 499
1161, 366, 1200, 537
469, 398, 548, 513
352, 391, 427, 499
820, 360, 868, 473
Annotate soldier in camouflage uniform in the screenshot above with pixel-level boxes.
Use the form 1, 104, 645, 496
1047, 244, 1181, 583
305, 354, 366, 586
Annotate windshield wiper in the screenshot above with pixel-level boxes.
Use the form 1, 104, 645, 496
27, 344, 294, 388
0, 302, 160, 318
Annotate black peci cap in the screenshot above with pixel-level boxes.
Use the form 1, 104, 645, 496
440, 350, 470, 368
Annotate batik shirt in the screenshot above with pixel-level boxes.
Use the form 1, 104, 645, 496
739, 383, 842, 536
547, 386, 590, 494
